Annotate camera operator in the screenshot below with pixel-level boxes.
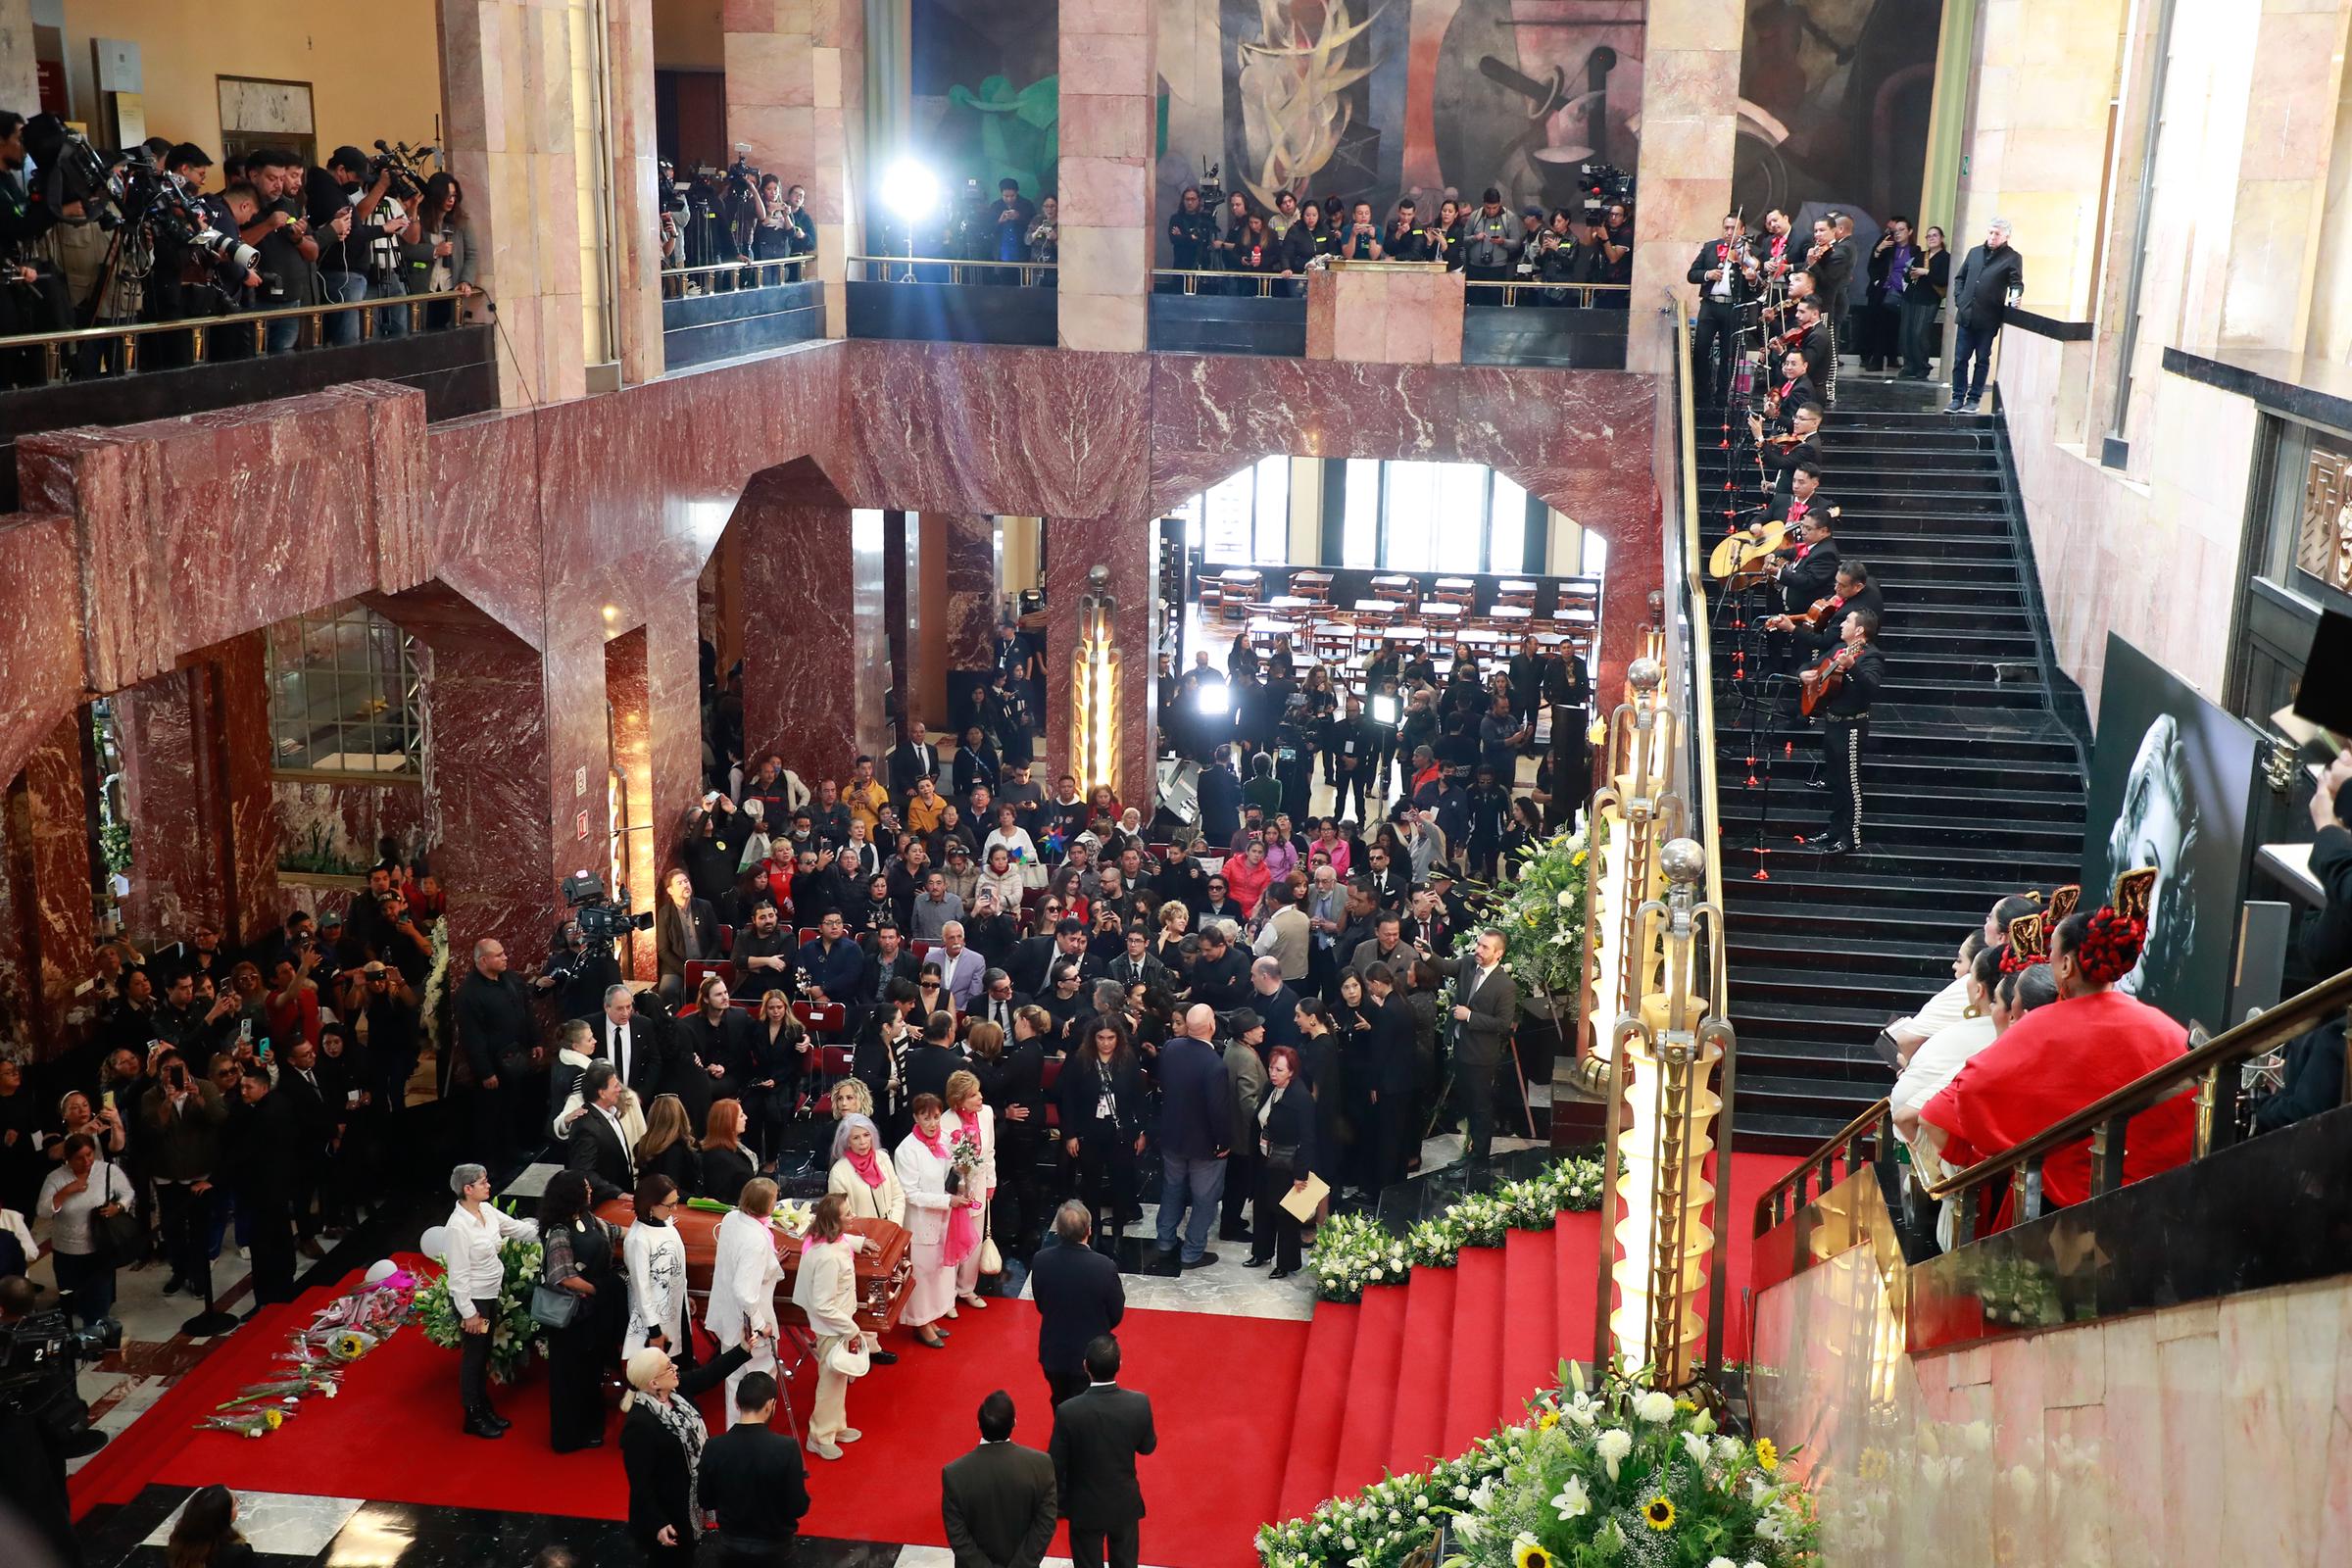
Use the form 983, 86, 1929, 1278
0, 1276, 88, 1568
718, 149, 766, 266
0, 113, 75, 383
240, 149, 322, 353
308, 145, 416, 345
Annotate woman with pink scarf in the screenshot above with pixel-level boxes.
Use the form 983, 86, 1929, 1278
941, 1067, 997, 1310
893, 1093, 974, 1349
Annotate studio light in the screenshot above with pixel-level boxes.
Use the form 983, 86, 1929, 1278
881, 159, 938, 280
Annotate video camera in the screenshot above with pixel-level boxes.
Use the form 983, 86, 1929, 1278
1196, 160, 1226, 214
562, 870, 647, 945
114, 146, 262, 280
367, 138, 437, 203
1576, 162, 1635, 212
0, 1307, 119, 1439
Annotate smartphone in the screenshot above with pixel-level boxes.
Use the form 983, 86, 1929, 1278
101, 1089, 116, 1114
169, 1064, 188, 1090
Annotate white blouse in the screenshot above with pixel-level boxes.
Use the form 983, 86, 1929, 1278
38, 1163, 133, 1255
442, 1201, 540, 1321
623, 1218, 690, 1352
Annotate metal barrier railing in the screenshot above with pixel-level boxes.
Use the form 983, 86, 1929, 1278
1751, 966, 2352, 1241
1147, 268, 1631, 309
0, 289, 474, 384
660, 257, 810, 298
849, 254, 1057, 286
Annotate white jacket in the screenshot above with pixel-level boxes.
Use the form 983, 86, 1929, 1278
790, 1236, 861, 1341
705, 1206, 782, 1346
943, 1104, 997, 1193
827, 1153, 907, 1227
892, 1134, 956, 1247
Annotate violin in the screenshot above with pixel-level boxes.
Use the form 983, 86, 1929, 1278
1797, 641, 1860, 718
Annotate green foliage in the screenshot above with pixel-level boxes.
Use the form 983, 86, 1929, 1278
1307, 1155, 1605, 1304
944, 74, 1059, 198
1256, 1364, 1817, 1568
1470, 828, 1593, 1007
415, 1236, 543, 1385
98, 818, 132, 877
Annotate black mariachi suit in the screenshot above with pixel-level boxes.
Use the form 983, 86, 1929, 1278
1687, 238, 1759, 404
1813, 641, 1884, 848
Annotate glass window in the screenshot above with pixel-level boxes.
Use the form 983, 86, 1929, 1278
1383, 461, 1441, 571
1342, 459, 1381, 567
1201, 467, 1255, 562
267, 605, 422, 775
1489, 473, 1528, 573
1251, 454, 1291, 564
1431, 465, 1490, 572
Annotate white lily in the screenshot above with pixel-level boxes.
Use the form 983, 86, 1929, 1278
1550, 1476, 1591, 1520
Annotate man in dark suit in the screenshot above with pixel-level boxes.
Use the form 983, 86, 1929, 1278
1432, 928, 1522, 1162
581, 983, 664, 1106
889, 719, 941, 803
904, 1009, 962, 1110
1029, 1202, 1125, 1404
699, 1371, 811, 1563
655, 868, 721, 1004
1010, 918, 1093, 1000
1686, 213, 1758, 404
564, 1060, 636, 1204
275, 1037, 337, 1258
860, 921, 922, 1013
993, 1031, 1051, 1255
942, 1390, 1058, 1568
226, 1063, 304, 1307
1049, 1336, 1156, 1568
1154, 1006, 1231, 1268
973, 968, 1033, 1038
455, 937, 539, 1165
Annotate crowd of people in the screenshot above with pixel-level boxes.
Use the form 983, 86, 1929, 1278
1163, 183, 1633, 304
0, 844, 440, 1336
0, 112, 473, 374
657, 156, 817, 281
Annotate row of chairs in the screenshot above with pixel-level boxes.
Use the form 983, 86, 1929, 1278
1213, 567, 1562, 617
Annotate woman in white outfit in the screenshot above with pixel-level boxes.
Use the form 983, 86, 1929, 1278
704, 1176, 784, 1423
789, 1192, 872, 1458
941, 1069, 996, 1308
892, 1093, 962, 1348
622, 1173, 692, 1363
441, 1161, 538, 1437
826, 1113, 906, 1225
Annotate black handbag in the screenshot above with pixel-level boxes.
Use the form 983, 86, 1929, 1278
529, 1283, 582, 1330
91, 1204, 146, 1268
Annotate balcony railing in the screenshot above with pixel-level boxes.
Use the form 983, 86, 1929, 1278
660, 261, 824, 369
0, 289, 476, 385
659, 257, 809, 298
844, 255, 1056, 346
849, 254, 1058, 287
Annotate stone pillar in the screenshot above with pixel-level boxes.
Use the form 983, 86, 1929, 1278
607, 0, 669, 384
113, 634, 277, 951
1056, 0, 1154, 351
1625, 0, 1742, 372
736, 479, 890, 782
2218, 0, 2352, 353
726, 0, 867, 335
441, 0, 591, 404
940, 513, 999, 672
1044, 514, 1154, 806
0, 711, 95, 1060
644, 606, 706, 888
605, 626, 657, 980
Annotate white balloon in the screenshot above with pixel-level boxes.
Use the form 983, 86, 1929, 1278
417, 1225, 453, 1263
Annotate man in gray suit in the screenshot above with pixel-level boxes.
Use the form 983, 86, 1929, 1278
942, 1390, 1058, 1568
1433, 927, 1519, 1161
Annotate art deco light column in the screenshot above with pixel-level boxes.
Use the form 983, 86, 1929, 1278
1068, 564, 1124, 805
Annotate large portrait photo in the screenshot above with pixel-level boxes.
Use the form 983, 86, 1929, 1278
2081, 636, 2263, 1030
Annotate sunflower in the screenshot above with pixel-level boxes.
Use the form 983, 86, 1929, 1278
1512, 1539, 1554, 1568
1642, 1495, 1676, 1532
1754, 1437, 1780, 1472
1537, 1408, 1561, 1431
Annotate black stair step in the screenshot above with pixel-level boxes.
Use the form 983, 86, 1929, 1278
1711, 728, 2080, 765
1718, 781, 2084, 824
1719, 858, 2082, 903
1733, 968, 1955, 1014
1734, 1072, 1898, 1114
1716, 808, 2082, 857
1733, 1111, 1887, 1155
1711, 670, 2047, 709
1731, 928, 1962, 966
1732, 902, 2001, 946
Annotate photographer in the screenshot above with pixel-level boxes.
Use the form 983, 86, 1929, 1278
1164, 184, 1218, 285
1459, 186, 1519, 302
241, 150, 322, 352
992, 176, 1037, 270
307, 145, 416, 345
143, 144, 257, 368
1336, 200, 1384, 262
752, 173, 797, 275
0, 114, 78, 379
1026, 194, 1058, 275
137, 1050, 226, 1304
401, 172, 474, 328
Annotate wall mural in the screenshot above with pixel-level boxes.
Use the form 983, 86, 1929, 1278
1732, 0, 1944, 234
910, 0, 1061, 198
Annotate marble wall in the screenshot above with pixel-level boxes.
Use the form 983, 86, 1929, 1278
0, 713, 94, 1056
2218, 0, 2352, 354
0, 340, 1658, 1048
1751, 1240, 2352, 1568
1625, 0, 1743, 370
725, 0, 866, 333
1055, 0, 1155, 351
939, 513, 1001, 674
1998, 331, 2258, 719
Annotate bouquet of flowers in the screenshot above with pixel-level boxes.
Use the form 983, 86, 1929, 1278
771, 1199, 815, 1240
1256, 1362, 1817, 1568
1471, 828, 1592, 1017
1306, 1154, 1606, 1304
416, 1236, 545, 1385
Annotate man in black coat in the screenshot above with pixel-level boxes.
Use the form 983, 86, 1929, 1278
227, 1064, 305, 1307
994, 1031, 1051, 1255
454, 937, 539, 1166
699, 1371, 812, 1561
582, 984, 665, 1106
1029, 1203, 1126, 1404
1049, 1336, 1156, 1568
1945, 217, 2024, 413
904, 1010, 962, 1108
275, 1038, 338, 1258
889, 719, 942, 803
564, 1061, 636, 1204
1686, 214, 1758, 404
655, 867, 722, 1004
942, 1390, 1058, 1568
1185, 928, 1249, 1013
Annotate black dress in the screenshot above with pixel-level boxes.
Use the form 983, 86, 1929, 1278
543, 1215, 623, 1452
1058, 1052, 1146, 1244
642, 1137, 703, 1200
1300, 1031, 1348, 1187
701, 1145, 758, 1206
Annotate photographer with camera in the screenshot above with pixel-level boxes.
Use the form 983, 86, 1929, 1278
137, 1049, 226, 1304
237, 149, 322, 353
307, 145, 415, 345
0, 113, 82, 379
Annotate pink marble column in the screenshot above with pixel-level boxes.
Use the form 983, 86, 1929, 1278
644, 606, 706, 888
940, 513, 1000, 672
1056, 0, 1155, 350
725, 0, 866, 334
607, 0, 668, 384
1044, 513, 1155, 807
735, 475, 890, 784
0, 711, 96, 1060
605, 626, 657, 980
1626, 2, 1742, 372
113, 633, 278, 950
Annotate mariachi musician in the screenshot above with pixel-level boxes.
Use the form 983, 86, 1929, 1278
1761, 346, 1817, 425
1767, 468, 1840, 607
1799, 608, 1885, 857
1765, 561, 1881, 655
1750, 400, 1823, 499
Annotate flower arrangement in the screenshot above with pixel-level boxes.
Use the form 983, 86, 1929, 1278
1470, 828, 1592, 1014
1307, 1154, 1604, 1304
1255, 1363, 1816, 1568
416, 1236, 545, 1385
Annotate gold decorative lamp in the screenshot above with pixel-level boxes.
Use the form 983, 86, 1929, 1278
1069, 564, 1123, 807
1583, 658, 1677, 1048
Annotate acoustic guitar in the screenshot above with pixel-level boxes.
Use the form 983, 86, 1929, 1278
1797, 641, 1860, 718
1707, 519, 1787, 593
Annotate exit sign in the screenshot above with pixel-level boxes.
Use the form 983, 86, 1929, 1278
575, 810, 591, 841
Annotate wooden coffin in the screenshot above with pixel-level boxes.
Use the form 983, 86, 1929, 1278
595, 1200, 913, 1335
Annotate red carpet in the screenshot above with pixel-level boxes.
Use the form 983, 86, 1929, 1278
125, 1269, 1303, 1568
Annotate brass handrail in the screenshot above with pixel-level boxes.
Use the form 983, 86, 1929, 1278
849, 254, 1057, 286
1922, 964, 2352, 1237
1749, 1098, 1894, 1236
661, 256, 809, 289
1147, 268, 1632, 309
0, 289, 474, 384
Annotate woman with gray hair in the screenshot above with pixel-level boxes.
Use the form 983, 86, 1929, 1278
443, 1162, 537, 1438
825, 1112, 906, 1226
